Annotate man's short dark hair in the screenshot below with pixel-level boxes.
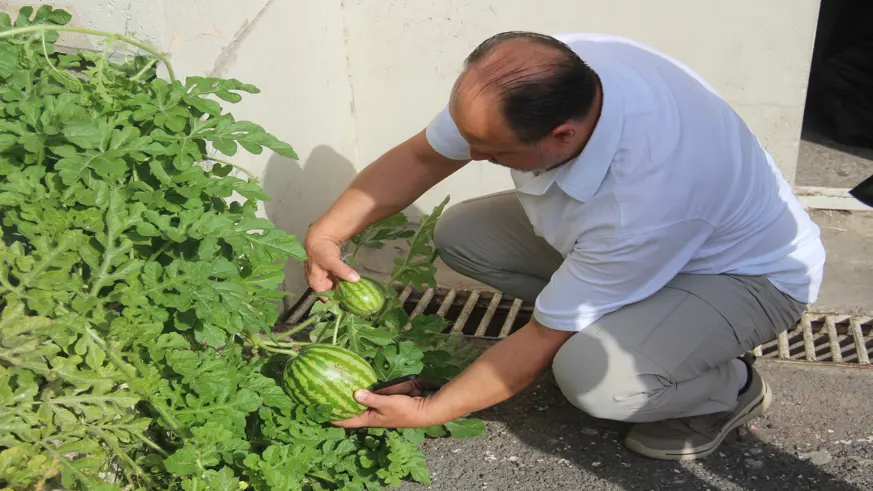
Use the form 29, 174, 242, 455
464, 31, 599, 144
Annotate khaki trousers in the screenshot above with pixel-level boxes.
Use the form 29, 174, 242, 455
433, 191, 807, 423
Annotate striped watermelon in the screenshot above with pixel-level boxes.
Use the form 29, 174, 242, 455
281, 343, 378, 420
335, 277, 386, 317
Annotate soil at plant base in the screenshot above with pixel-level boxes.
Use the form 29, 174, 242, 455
401, 357, 873, 491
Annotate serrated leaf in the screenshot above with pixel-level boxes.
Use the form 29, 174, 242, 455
63, 120, 112, 149
444, 418, 486, 439
0, 9, 486, 488
0, 133, 16, 152
196, 115, 297, 159
51, 406, 78, 426
195, 323, 227, 347
57, 439, 103, 454
147, 332, 190, 361
373, 341, 424, 381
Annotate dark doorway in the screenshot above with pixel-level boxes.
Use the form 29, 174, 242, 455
796, 0, 873, 188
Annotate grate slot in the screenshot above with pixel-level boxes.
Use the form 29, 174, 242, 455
452, 290, 481, 334
499, 298, 524, 338
825, 317, 842, 363
436, 288, 457, 318
474, 292, 502, 337
800, 316, 816, 361
403, 288, 435, 331
277, 287, 873, 368
777, 330, 791, 359
397, 285, 413, 304
408, 288, 433, 318
409, 288, 435, 318
851, 317, 870, 364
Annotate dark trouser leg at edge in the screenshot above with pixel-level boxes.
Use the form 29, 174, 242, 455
433, 191, 807, 461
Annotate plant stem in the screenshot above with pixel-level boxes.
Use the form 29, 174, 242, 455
257, 344, 299, 356
244, 334, 305, 356
388, 237, 424, 286
84, 328, 188, 439
208, 156, 256, 178
90, 426, 150, 481
40, 29, 80, 89
147, 240, 173, 262
348, 242, 364, 266
130, 58, 158, 81
260, 338, 302, 349
331, 312, 343, 345
272, 315, 319, 341
37, 442, 93, 484
88, 191, 120, 296
0, 25, 176, 81
134, 432, 168, 457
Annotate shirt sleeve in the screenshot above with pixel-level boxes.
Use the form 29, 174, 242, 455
533, 218, 715, 332
425, 105, 472, 161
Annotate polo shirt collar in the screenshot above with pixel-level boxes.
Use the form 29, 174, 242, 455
514, 62, 625, 202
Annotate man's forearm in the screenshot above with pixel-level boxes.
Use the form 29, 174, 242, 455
422, 320, 575, 425
308, 130, 467, 243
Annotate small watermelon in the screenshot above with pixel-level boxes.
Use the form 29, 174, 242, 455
281, 344, 378, 420
334, 276, 386, 317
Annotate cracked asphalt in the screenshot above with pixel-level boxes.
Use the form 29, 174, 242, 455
402, 359, 873, 491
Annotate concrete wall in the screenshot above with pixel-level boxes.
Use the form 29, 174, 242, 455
2, 0, 822, 302
343, 0, 822, 200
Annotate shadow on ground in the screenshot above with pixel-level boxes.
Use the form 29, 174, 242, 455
476, 371, 862, 490
405, 360, 873, 491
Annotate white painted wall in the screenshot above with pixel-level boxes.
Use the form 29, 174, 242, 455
2, 0, 822, 302
343, 0, 822, 207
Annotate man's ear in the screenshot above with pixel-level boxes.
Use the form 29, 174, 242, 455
550, 123, 577, 143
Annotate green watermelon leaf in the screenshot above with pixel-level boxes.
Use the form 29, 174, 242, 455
0, 5, 482, 490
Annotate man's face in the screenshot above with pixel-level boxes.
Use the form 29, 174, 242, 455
449, 91, 576, 174
477, 142, 566, 174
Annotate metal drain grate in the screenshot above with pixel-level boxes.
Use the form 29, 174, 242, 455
282, 286, 873, 366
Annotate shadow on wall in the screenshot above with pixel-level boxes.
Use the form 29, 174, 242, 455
261, 145, 426, 314
262, 145, 358, 313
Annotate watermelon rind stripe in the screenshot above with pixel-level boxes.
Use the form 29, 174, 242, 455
336, 278, 384, 316
295, 355, 358, 413
282, 344, 379, 419
304, 345, 372, 372
290, 356, 345, 408
305, 348, 377, 394
286, 349, 376, 416
285, 362, 321, 406
306, 346, 374, 375
303, 352, 376, 390
285, 357, 327, 406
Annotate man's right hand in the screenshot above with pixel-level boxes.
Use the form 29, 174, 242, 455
303, 234, 361, 294
301, 130, 469, 295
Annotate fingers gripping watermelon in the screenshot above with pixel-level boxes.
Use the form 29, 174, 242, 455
282, 344, 378, 420
335, 276, 386, 317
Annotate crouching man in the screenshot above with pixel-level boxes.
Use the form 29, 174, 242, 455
305, 31, 825, 460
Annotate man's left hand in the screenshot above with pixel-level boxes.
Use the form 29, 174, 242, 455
332, 378, 442, 429
334, 320, 574, 430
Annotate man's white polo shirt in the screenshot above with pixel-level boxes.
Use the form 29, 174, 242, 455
425, 33, 826, 332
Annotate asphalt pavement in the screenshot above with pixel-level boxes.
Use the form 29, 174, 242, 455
402, 360, 873, 491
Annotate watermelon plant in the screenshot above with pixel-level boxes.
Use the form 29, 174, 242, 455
0, 5, 484, 491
